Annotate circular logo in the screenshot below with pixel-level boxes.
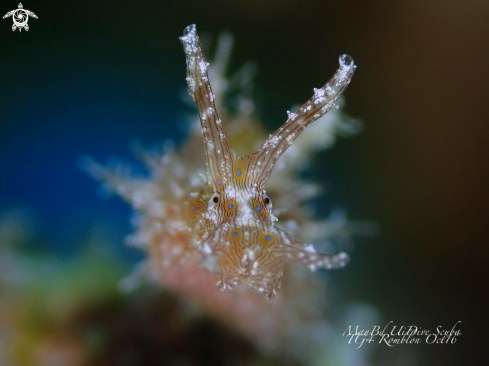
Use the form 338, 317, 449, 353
12, 9, 28, 28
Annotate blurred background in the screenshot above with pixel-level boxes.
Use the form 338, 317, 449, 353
0, 0, 488, 365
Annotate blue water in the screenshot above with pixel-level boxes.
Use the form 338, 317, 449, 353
0, 36, 184, 255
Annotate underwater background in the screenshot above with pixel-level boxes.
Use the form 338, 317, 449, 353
0, 0, 487, 365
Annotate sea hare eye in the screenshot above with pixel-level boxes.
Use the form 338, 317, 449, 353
264, 197, 270, 204
213, 196, 219, 203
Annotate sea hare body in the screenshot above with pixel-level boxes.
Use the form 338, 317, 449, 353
84, 24, 359, 357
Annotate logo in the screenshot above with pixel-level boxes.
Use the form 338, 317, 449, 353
3, 3, 37, 32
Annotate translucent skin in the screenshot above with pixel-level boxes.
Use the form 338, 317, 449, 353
179, 24, 355, 299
